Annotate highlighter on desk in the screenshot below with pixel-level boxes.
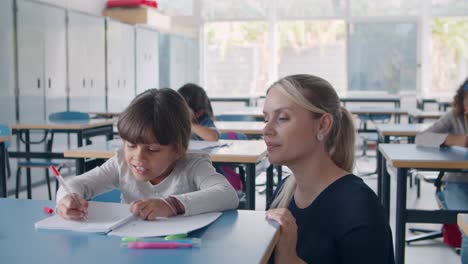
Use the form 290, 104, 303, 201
126, 241, 200, 249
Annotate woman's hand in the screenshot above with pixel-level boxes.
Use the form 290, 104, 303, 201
130, 199, 174, 220
267, 208, 304, 263
56, 194, 88, 220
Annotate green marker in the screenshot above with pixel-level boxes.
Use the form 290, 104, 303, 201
165, 233, 188, 240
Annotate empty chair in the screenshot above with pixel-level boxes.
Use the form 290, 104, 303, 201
16, 111, 90, 199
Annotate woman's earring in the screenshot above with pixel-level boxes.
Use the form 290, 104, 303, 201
317, 133, 324, 141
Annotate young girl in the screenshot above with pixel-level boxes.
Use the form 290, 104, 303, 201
178, 83, 219, 141
415, 78, 468, 262
56, 88, 239, 220
263, 75, 394, 263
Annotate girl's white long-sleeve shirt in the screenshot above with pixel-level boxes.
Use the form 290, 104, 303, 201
56, 149, 239, 215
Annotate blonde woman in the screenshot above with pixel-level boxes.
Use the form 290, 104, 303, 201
264, 75, 394, 263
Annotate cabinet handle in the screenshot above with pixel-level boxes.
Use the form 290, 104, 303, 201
117, 80, 120, 87
83, 78, 85, 88
37, 78, 41, 89
91, 79, 93, 87
123, 80, 126, 87
48, 78, 51, 89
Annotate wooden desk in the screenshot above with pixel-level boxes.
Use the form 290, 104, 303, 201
209, 95, 262, 107
376, 123, 430, 142
0, 198, 279, 264
215, 121, 264, 136
408, 110, 445, 123
88, 111, 120, 119
9, 120, 114, 198
218, 107, 264, 120
458, 214, 468, 235
340, 96, 401, 107
64, 139, 270, 210
378, 144, 468, 264
0, 136, 9, 197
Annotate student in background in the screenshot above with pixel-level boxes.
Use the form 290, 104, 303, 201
178, 83, 219, 141
56, 88, 238, 221
263, 74, 394, 263
178, 83, 243, 192
415, 78, 468, 262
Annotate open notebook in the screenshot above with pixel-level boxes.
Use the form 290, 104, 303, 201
35, 202, 222, 237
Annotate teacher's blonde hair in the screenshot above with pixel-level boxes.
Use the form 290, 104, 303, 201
269, 74, 355, 209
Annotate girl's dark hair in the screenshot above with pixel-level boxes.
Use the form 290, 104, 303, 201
178, 83, 214, 119
117, 88, 191, 153
452, 78, 468, 116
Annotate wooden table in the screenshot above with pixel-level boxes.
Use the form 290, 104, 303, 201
88, 111, 120, 119
340, 96, 401, 107
218, 107, 264, 120
0, 136, 10, 197
9, 120, 114, 197
0, 198, 279, 264
408, 110, 445, 123
215, 121, 264, 136
64, 139, 271, 210
378, 144, 468, 264
209, 95, 263, 107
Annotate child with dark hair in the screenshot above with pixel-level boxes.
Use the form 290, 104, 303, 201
56, 88, 238, 221
178, 83, 219, 141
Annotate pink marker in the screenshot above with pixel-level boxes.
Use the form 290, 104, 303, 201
127, 242, 193, 249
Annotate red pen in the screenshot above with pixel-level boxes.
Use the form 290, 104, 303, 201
43, 206, 54, 215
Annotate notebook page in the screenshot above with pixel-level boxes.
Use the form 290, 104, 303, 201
108, 212, 222, 237
35, 202, 131, 233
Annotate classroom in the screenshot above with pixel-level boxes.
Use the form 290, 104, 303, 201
1, 0, 468, 263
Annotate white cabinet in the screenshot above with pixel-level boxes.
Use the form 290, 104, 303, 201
107, 20, 135, 112
0, 0, 16, 125
17, 0, 67, 123
68, 11, 106, 112
159, 35, 199, 90
136, 27, 159, 94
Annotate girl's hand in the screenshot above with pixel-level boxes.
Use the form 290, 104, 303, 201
56, 194, 88, 220
130, 199, 175, 220
267, 208, 304, 263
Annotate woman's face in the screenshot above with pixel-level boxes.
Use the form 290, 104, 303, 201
262, 88, 323, 167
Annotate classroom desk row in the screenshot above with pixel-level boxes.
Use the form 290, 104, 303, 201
0, 198, 279, 264
63, 139, 272, 210
377, 144, 468, 264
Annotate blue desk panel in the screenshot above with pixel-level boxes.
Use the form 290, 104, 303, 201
0, 198, 279, 264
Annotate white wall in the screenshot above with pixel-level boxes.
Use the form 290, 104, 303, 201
37, 0, 106, 15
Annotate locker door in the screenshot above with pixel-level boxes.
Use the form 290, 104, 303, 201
68, 12, 89, 112
147, 29, 159, 90
136, 28, 159, 94
44, 5, 67, 117
0, 0, 16, 124
87, 15, 106, 112
170, 35, 186, 90
121, 23, 136, 106
106, 20, 123, 112
17, 0, 46, 123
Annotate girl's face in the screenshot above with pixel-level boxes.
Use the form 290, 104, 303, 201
123, 140, 181, 184
262, 88, 323, 167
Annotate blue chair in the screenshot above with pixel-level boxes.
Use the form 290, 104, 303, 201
16, 111, 90, 199
92, 189, 121, 203
215, 115, 257, 122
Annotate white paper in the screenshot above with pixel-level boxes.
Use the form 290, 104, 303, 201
108, 212, 222, 237
35, 202, 132, 233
